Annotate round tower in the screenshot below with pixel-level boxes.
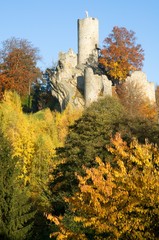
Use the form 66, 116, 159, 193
77, 16, 99, 65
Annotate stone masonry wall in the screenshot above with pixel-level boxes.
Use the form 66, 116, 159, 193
126, 71, 156, 103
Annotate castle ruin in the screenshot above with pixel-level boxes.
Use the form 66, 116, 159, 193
47, 13, 155, 111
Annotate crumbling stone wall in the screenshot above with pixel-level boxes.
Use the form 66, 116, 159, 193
84, 67, 112, 107
126, 71, 156, 103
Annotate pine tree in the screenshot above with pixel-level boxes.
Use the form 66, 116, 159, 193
0, 130, 35, 240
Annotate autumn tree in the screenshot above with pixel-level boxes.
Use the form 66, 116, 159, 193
52, 96, 159, 195
0, 91, 82, 239
0, 37, 41, 99
48, 134, 159, 239
49, 96, 159, 233
0, 90, 82, 199
99, 26, 144, 82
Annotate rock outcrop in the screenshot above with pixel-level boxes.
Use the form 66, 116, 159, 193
48, 48, 112, 111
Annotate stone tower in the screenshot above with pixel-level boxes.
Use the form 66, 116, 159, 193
48, 14, 112, 111
77, 15, 99, 65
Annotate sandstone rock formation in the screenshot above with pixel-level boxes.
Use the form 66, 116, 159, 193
47, 47, 112, 111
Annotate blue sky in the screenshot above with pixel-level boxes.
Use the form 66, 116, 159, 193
1, 0, 159, 85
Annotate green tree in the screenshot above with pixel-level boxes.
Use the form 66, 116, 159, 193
51, 97, 125, 207
0, 130, 35, 240
51, 96, 159, 200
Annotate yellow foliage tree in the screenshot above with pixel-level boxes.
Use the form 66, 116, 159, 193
48, 133, 159, 239
55, 104, 82, 146
0, 91, 82, 205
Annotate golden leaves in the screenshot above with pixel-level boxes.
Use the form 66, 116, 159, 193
0, 91, 82, 204
49, 133, 159, 239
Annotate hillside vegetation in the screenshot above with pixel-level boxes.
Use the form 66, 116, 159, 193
0, 90, 159, 239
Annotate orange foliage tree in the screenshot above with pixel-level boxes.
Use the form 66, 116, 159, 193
0, 37, 41, 99
99, 26, 144, 82
48, 133, 159, 239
